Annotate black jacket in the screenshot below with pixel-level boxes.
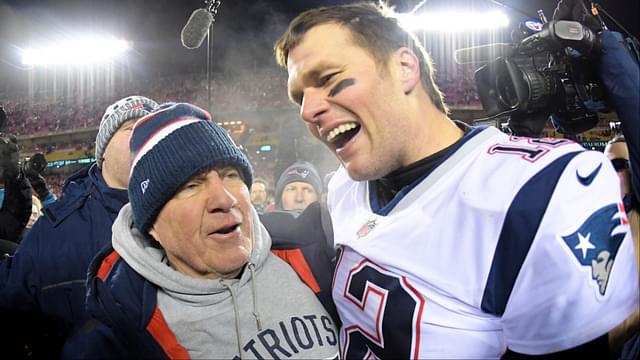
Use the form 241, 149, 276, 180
0, 172, 31, 243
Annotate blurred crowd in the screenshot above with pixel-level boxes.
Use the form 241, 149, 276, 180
2, 65, 484, 138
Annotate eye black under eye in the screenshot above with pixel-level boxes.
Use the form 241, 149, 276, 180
329, 78, 355, 97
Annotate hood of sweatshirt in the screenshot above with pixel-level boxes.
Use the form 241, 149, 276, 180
111, 203, 270, 305
99, 204, 338, 359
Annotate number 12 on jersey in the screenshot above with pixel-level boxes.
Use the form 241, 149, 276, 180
339, 259, 425, 359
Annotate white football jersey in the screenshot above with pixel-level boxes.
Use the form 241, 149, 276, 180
328, 126, 639, 358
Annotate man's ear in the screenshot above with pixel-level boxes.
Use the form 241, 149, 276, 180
397, 47, 421, 94
148, 227, 160, 242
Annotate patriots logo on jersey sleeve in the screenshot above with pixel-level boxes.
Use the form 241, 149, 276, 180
561, 203, 628, 295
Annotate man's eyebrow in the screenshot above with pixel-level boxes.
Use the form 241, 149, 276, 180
184, 173, 206, 184
289, 62, 341, 102
299, 60, 341, 83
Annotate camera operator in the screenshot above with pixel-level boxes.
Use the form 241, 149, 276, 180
22, 153, 57, 206
0, 105, 32, 244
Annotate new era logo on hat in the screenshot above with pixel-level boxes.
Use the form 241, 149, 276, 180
140, 179, 150, 194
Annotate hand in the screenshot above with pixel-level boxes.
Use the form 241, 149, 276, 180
0, 136, 19, 182
26, 173, 50, 201
553, 0, 603, 34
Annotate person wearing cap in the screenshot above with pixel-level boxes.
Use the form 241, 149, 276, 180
275, 160, 322, 213
83, 103, 338, 359
0, 95, 159, 357
261, 162, 337, 321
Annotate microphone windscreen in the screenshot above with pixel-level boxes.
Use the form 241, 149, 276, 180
454, 43, 514, 65
181, 9, 213, 49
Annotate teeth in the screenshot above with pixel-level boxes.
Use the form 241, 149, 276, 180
326, 123, 357, 143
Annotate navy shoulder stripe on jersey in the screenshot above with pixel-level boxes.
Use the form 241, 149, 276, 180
481, 150, 583, 316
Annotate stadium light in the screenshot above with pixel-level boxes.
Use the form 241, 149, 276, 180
21, 37, 131, 66
398, 10, 509, 32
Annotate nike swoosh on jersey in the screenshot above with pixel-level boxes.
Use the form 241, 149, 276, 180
576, 163, 602, 186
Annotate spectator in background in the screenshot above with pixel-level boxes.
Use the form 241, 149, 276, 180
605, 135, 637, 211
0, 95, 158, 357
250, 177, 269, 213
83, 103, 338, 359
261, 161, 337, 320
275, 160, 321, 213
604, 135, 640, 355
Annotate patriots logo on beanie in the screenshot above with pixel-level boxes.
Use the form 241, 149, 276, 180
128, 102, 253, 233
275, 160, 322, 209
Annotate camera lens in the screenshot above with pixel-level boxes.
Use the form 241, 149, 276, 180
496, 73, 518, 109
22, 153, 47, 175
30, 153, 47, 174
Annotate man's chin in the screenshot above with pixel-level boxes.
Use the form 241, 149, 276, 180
344, 163, 383, 182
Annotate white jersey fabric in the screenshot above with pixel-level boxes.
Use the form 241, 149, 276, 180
328, 126, 639, 358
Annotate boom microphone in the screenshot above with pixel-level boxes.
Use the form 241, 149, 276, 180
181, 8, 214, 50
453, 43, 515, 64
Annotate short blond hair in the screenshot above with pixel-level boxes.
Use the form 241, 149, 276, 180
274, 2, 449, 115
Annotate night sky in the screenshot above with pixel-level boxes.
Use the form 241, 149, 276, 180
0, 0, 637, 83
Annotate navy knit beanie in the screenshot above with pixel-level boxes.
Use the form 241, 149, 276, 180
275, 160, 322, 209
128, 102, 253, 233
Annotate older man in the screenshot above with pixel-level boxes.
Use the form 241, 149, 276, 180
84, 103, 338, 359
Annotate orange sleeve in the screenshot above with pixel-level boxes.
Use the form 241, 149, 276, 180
271, 249, 321, 293
146, 307, 190, 359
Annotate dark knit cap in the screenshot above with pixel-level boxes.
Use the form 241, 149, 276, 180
275, 160, 322, 209
128, 102, 253, 232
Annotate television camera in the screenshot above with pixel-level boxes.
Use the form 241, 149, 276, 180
468, 18, 607, 137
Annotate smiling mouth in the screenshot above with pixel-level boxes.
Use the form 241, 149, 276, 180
326, 122, 360, 149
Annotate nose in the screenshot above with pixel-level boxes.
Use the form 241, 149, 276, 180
300, 88, 329, 125
294, 189, 305, 202
205, 176, 238, 213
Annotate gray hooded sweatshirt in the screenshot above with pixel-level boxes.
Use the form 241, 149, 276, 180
112, 204, 339, 359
